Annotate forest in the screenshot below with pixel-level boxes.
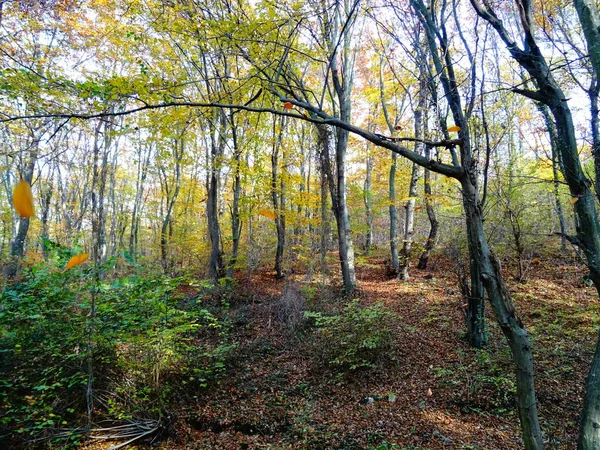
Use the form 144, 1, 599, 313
3, 0, 600, 448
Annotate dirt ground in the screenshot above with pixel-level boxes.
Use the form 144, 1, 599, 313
85, 253, 597, 449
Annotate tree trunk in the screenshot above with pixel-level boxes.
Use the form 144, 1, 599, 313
271, 116, 286, 279
573, 0, 600, 202
399, 62, 426, 280
129, 144, 152, 258
363, 147, 373, 255
417, 145, 439, 269
537, 103, 568, 252
227, 122, 242, 279
6, 161, 35, 278
462, 179, 544, 449
159, 138, 183, 273
411, 0, 486, 347
334, 123, 357, 292
379, 55, 400, 273
207, 111, 226, 281
91, 121, 111, 267
398, 161, 418, 280
389, 154, 400, 273
319, 0, 357, 293
40, 164, 54, 259
471, 0, 600, 446
320, 161, 328, 278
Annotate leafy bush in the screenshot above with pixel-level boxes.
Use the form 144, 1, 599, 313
0, 257, 233, 448
305, 300, 396, 372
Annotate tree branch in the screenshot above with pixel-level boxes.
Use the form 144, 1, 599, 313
1, 98, 465, 179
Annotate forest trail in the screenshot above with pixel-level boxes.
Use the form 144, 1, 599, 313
123, 255, 595, 450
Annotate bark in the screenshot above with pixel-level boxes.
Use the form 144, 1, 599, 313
399, 77, 425, 280
462, 179, 544, 450
226, 119, 242, 279
411, 0, 486, 347
320, 159, 328, 277
317, 0, 357, 292
363, 146, 373, 255
389, 155, 400, 273
295, 126, 308, 258
417, 145, 439, 269
470, 0, 600, 446
333, 123, 357, 292
574, 0, 600, 198
537, 104, 567, 252
399, 160, 419, 280
159, 137, 183, 273
271, 116, 287, 279
107, 140, 120, 259
379, 55, 400, 273
91, 120, 110, 267
207, 110, 226, 281
40, 163, 55, 259
6, 160, 35, 278
129, 144, 152, 258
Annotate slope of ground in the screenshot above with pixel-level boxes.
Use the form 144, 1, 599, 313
91, 253, 596, 450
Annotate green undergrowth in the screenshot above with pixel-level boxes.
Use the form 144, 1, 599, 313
305, 299, 397, 374
0, 253, 233, 448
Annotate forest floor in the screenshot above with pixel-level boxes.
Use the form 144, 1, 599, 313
90, 252, 598, 450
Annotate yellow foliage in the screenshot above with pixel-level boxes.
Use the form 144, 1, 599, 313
259, 210, 277, 220
12, 179, 35, 218
65, 253, 89, 271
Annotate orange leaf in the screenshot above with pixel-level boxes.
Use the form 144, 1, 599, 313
414, 206, 423, 211
570, 197, 579, 205
283, 102, 293, 109
447, 125, 461, 133
258, 210, 277, 220
65, 252, 89, 270
12, 179, 35, 218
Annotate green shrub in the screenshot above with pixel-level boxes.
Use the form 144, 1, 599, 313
305, 300, 396, 372
0, 257, 233, 448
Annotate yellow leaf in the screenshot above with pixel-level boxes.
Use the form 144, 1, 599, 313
12, 179, 35, 218
258, 210, 277, 220
570, 197, 579, 205
65, 252, 89, 270
447, 125, 461, 133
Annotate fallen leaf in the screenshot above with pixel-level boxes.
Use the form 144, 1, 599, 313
447, 125, 461, 133
427, 388, 433, 397
570, 197, 579, 205
259, 210, 277, 220
65, 252, 89, 271
12, 179, 35, 218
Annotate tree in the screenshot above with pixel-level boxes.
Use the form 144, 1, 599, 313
470, 0, 600, 447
